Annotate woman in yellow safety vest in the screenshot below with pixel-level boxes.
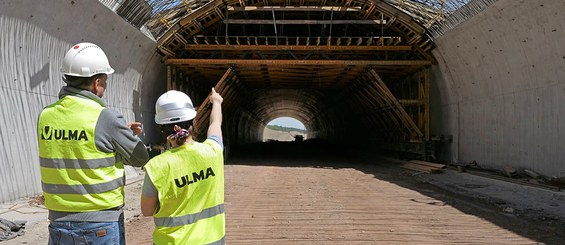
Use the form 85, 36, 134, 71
141, 88, 225, 244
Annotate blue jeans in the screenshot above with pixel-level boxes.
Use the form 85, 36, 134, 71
48, 220, 125, 245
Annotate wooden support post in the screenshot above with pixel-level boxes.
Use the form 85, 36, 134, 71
166, 66, 172, 90
171, 66, 177, 90
424, 68, 430, 141
415, 69, 430, 141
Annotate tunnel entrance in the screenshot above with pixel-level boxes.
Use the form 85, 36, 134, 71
155, 0, 436, 160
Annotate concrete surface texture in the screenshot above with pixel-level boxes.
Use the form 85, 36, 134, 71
431, 0, 565, 177
2, 149, 564, 244
0, 0, 165, 203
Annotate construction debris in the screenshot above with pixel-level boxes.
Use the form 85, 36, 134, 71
401, 160, 446, 174
0, 218, 25, 242
524, 169, 541, 179
502, 165, 517, 178
399, 159, 564, 191
463, 168, 562, 192
502, 207, 514, 214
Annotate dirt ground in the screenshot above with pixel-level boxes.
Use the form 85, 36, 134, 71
4, 141, 565, 244
126, 141, 564, 244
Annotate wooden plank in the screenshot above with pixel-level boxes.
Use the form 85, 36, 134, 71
196, 80, 237, 129
409, 160, 446, 169
399, 99, 425, 105
401, 163, 442, 174
194, 68, 234, 127
165, 59, 432, 66
184, 44, 412, 51
224, 19, 385, 25
228, 6, 362, 11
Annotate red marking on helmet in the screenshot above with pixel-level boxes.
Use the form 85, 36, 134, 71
73, 45, 79, 49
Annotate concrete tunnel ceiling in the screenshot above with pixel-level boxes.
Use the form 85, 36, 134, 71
142, 0, 464, 155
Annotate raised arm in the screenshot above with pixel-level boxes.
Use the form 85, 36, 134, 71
207, 88, 223, 139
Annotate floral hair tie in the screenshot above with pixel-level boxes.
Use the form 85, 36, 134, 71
173, 125, 190, 137
176, 129, 190, 137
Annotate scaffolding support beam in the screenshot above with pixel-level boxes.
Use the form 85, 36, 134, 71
165, 59, 432, 66
183, 44, 412, 51
224, 19, 386, 25
228, 6, 362, 11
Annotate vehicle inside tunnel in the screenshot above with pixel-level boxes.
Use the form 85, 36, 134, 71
152, 0, 436, 160
263, 117, 307, 142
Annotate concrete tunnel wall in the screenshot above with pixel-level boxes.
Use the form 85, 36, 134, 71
430, 0, 565, 177
0, 0, 165, 203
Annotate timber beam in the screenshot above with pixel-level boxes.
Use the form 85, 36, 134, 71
228, 6, 363, 11
184, 44, 412, 51
224, 19, 386, 25
165, 59, 432, 66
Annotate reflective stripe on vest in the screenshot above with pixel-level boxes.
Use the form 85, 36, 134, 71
40, 156, 116, 169
42, 176, 124, 194
145, 140, 225, 244
154, 203, 224, 227
38, 95, 124, 212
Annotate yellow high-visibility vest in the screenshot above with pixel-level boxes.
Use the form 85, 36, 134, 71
38, 95, 124, 212
144, 140, 225, 245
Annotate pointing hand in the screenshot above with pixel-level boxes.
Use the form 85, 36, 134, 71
128, 122, 143, 136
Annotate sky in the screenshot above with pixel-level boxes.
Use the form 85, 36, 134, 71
267, 117, 306, 130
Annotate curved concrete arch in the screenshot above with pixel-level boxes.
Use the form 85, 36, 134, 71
235, 89, 322, 142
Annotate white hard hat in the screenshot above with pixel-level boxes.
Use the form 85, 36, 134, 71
155, 90, 197, 125
61, 42, 115, 77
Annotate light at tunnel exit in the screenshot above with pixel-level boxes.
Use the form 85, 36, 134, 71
264, 117, 307, 142
268, 117, 305, 130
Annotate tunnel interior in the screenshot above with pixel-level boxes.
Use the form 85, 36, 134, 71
153, 0, 436, 159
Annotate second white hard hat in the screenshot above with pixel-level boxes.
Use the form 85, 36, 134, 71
61, 42, 115, 77
155, 90, 197, 125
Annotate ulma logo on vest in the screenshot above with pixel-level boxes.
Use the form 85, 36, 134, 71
41, 126, 88, 141
175, 167, 216, 188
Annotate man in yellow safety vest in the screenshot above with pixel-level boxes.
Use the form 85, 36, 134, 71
141, 89, 225, 244
37, 42, 149, 244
